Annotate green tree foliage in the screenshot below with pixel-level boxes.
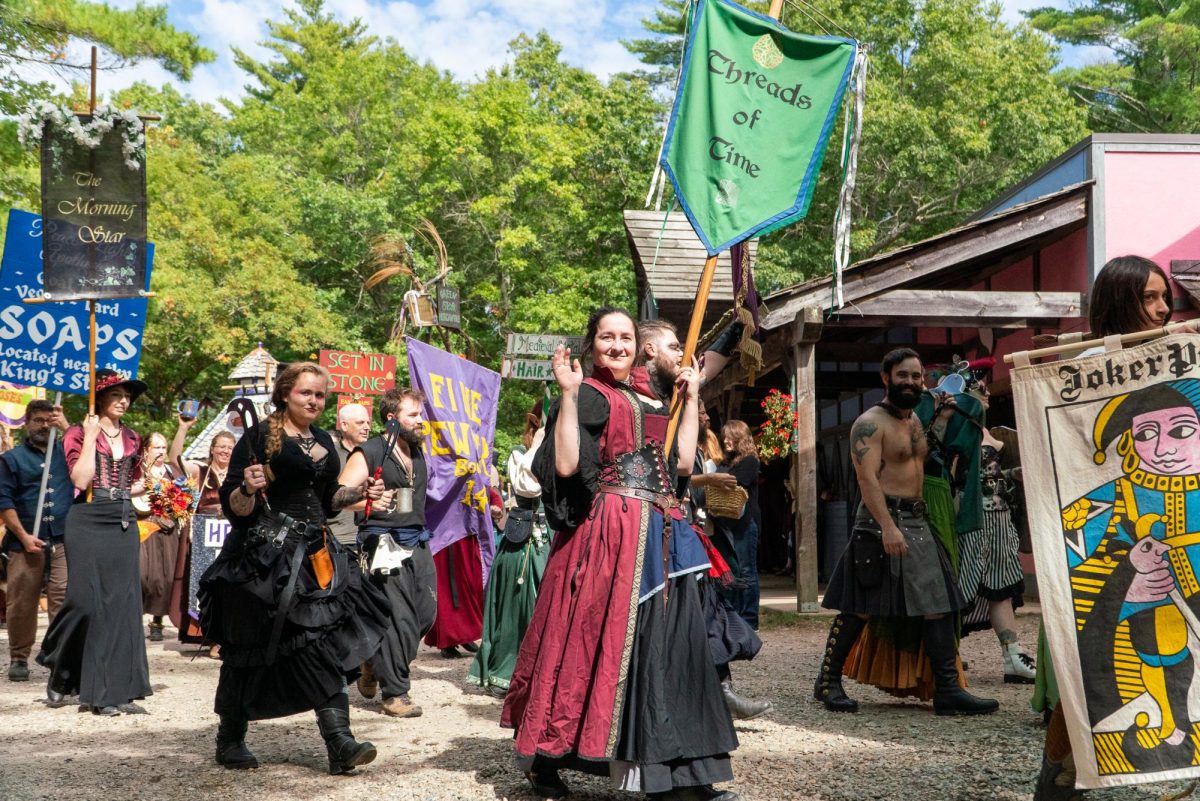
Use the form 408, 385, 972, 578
3, 1, 660, 451
0, 0, 214, 115
628, 0, 1088, 291
1026, 0, 1200, 132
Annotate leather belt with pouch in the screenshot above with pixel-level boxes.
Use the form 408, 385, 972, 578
503, 507, 536, 545
600, 484, 679, 512
250, 511, 324, 548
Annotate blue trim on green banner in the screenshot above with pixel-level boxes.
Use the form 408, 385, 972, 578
658, 0, 857, 255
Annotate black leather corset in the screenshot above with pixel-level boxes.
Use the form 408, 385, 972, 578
599, 442, 671, 495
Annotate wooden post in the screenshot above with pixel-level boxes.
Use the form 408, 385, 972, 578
792, 308, 823, 612
89, 47, 97, 113
768, 0, 785, 17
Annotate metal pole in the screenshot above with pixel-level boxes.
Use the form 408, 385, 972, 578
30, 391, 64, 541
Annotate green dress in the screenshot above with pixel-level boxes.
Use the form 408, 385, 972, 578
467, 510, 549, 693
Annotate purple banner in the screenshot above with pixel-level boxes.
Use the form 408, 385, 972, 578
405, 337, 501, 574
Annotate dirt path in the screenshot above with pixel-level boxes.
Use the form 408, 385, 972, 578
0, 605, 1187, 800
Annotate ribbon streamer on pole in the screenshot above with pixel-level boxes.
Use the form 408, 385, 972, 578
832, 47, 868, 310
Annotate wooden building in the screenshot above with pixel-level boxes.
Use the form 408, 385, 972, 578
626, 134, 1200, 611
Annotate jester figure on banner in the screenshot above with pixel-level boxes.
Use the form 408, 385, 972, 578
1014, 333, 1200, 788
404, 337, 501, 658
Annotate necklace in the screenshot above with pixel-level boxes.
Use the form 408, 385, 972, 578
291, 434, 317, 455
99, 425, 122, 440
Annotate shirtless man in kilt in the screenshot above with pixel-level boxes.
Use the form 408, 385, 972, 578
813, 347, 999, 716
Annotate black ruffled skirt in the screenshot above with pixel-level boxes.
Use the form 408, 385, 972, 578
199, 526, 391, 720
38, 500, 152, 708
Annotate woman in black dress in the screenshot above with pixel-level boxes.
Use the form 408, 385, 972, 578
199, 362, 391, 774
39, 369, 152, 715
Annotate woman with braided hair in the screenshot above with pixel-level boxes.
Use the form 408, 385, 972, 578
198, 362, 391, 775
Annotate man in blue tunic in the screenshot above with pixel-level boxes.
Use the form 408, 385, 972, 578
0, 399, 72, 684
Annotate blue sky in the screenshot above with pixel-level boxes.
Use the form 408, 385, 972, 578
26, 0, 1107, 107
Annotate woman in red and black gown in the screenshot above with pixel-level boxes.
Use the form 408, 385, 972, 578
501, 308, 739, 800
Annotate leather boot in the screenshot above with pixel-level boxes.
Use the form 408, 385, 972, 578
923, 616, 999, 716
813, 614, 866, 712
1032, 752, 1082, 801
215, 716, 259, 769
721, 681, 773, 720
315, 697, 377, 775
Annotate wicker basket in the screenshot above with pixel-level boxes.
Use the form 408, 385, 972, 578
704, 483, 748, 519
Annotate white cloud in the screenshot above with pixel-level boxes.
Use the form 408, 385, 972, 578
11, 0, 1113, 111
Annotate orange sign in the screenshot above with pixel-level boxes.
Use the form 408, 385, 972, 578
319, 350, 397, 395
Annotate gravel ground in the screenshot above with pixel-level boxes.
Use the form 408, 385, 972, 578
0, 603, 1192, 801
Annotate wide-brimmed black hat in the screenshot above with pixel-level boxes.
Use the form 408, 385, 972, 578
93, 368, 148, 402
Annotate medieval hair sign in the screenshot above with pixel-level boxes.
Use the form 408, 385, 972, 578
1013, 334, 1200, 787
37, 109, 148, 301
660, 0, 857, 255
405, 337, 501, 572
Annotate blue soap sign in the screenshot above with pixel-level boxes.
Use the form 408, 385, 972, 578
0, 209, 153, 394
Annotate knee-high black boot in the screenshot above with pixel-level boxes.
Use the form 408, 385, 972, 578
813, 614, 867, 712
315, 692, 377, 775
923, 616, 999, 716
215, 715, 258, 769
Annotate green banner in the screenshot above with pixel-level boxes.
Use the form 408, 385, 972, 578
662, 0, 856, 254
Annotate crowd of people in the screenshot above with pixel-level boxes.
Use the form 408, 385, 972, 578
0, 252, 1187, 799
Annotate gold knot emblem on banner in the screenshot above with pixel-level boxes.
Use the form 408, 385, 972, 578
752, 35, 784, 69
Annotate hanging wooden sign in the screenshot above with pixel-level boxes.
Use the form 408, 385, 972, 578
38, 110, 148, 301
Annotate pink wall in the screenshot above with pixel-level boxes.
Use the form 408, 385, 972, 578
1103, 151, 1200, 274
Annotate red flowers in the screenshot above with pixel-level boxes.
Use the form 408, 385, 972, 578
148, 476, 200, 522
757, 388, 797, 461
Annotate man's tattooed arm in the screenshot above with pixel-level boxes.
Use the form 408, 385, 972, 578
850, 420, 878, 464
331, 484, 365, 511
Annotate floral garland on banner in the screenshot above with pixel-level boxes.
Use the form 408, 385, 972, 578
757, 388, 799, 462
17, 101, 146, 171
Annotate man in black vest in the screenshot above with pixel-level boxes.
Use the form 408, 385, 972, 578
338, 387, 436, 718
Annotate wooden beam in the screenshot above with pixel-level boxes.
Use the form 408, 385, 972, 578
814, 341, 965, 363
760, 189, 1089, 329
792, 310, 820, 612
830, 316, 1031, 330
845, 290, 1082, 319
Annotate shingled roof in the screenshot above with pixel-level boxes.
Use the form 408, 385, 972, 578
228, 344, 277, 383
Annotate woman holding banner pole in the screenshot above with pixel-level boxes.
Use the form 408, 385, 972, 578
502, 308, 738, 801
1034, 256, 1194, 800
38, 369, 152, 716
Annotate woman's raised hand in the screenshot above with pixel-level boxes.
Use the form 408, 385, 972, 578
551, 344, 583, 394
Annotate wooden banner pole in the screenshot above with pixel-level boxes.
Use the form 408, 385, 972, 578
664, 254, 719, 450
87, 47, 98, 414
89, 46, 97, 113
1003, 321, 1197, 365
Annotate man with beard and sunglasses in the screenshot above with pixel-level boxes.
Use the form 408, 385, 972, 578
639, 319, 774, 720
338, 387, 436, 719
0, 399, 71, 683
813, 348, 999, 716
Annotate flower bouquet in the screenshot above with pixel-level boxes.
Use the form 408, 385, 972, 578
757, 388, 799, 462
148, 475, 201, 523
